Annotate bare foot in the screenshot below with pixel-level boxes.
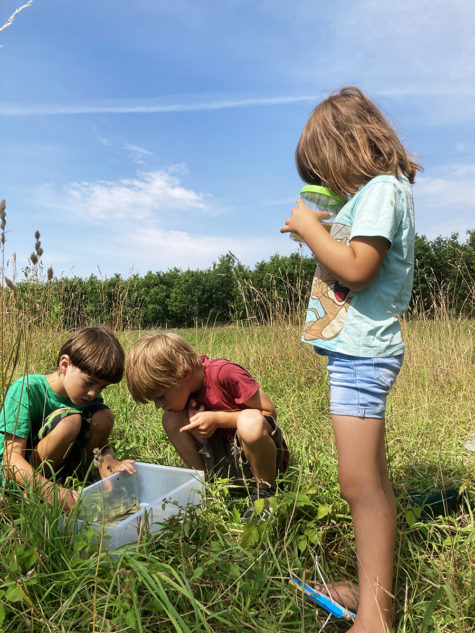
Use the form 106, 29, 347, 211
312, 580, 359, 612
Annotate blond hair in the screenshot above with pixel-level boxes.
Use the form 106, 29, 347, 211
57, 326, 124, 384
125, 333, 202, 403
296, 86, 423, 197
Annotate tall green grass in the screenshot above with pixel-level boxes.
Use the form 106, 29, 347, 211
0, 212, 473, 631
1, 317, 472, 632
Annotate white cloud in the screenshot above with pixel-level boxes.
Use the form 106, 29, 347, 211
414, 164, 475, 238
112, 226, 283, 271
416, 166, 475, 209
34, 169, 211, 223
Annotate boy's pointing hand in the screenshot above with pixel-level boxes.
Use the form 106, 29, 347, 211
181, 410, 219, 438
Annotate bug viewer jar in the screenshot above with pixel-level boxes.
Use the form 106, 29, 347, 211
290, 184, 346, 243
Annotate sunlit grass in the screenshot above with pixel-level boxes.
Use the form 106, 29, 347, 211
0, 314, 473, 631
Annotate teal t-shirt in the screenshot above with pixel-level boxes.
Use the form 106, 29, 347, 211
0, 374, 103, 460
302, 174, 415, 357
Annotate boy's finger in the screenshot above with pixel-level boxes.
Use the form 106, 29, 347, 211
180, 420, 199, 432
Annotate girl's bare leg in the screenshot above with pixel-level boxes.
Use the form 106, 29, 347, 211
332, 414, 396, 633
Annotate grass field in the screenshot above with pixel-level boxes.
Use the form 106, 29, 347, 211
0, 315, 473, 632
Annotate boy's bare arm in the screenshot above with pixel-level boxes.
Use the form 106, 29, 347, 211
180, 387, 276, 438
3, 434, 78, 509
244, 387, 277, 418
98, 445, 136, 477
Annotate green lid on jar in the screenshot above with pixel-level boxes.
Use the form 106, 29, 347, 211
300, 184, 346, 205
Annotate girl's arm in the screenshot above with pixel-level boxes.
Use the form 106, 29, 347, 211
281, 199, 389, 291
180, 387, 276, 438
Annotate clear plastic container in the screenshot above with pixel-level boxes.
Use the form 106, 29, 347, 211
70, 462, 205, 550
290, 184, 346, 243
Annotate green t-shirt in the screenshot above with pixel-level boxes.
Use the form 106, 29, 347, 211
0, 374, 103, 460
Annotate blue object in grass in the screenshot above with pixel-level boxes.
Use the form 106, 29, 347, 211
290, 576, 356, 621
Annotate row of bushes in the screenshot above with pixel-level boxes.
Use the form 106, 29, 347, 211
4, 231, 474, 329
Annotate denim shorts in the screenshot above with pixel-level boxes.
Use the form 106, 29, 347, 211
326, 351, 404, 419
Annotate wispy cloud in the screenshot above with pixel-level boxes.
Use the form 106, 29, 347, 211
28, 168, 293, 274
113, 226, 284, 272
124, 144, 153, 156
414, 163, 475, 238
0, 95, 319, 117
33, 169, 211, 223
124, 144, 153, 166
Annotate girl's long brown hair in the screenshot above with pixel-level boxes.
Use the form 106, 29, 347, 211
296, 86, 423, 197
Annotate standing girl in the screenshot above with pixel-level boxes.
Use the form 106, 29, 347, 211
281, 87, 422, 633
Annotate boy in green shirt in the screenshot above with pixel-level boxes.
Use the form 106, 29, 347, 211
1, 326, 135, 509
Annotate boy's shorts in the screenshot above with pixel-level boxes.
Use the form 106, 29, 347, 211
326, 351, 404, 419
31, 402, 109, 479
195, 415, 289, 486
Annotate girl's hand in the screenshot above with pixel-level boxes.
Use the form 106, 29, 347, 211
280, 199, 332, 237
180, 410, 219, 438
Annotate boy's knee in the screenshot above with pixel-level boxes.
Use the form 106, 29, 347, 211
90, 407, 114, 435
236, 409, 268, 444
162, 410, 188, 435
53, 411, 83, 439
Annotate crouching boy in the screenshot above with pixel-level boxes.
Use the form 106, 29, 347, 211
125, 333, 289, 521
0, 326, 136, 510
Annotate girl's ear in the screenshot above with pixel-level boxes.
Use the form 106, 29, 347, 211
58, 354, 71, 374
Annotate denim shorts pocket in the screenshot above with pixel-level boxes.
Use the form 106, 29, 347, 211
372, 355, 403, 389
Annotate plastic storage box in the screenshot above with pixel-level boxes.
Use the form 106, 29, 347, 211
74, 462, 205, 549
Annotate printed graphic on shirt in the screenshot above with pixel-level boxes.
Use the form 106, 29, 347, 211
303, 222, 353, 342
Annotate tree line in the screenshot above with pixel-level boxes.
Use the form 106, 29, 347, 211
5, 231, 474, 330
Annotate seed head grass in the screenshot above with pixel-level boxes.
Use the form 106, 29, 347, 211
0, 230, 473, 630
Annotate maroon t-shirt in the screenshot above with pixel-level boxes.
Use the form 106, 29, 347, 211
194, 356, 289, 472
194, 356, 260, 412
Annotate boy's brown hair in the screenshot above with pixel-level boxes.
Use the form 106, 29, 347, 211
296, 86, 423, 197
57, 326, 124, 384
125, 333, 202, 404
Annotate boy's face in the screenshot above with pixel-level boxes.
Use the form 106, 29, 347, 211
153, 375, 192, 412
60, 356, 109, 405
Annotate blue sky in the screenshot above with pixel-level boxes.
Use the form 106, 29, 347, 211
1, 0, 474, 279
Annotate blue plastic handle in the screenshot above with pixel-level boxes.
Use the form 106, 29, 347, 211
289, 576, 356, 620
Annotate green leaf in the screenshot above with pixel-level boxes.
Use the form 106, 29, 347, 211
0, 602, 5, 627
405, 509, 416, 528
316, 504, 331, 520
254, 498, 265, 515
124, 608, 137, 629
4, 585, 24, 603
241, 523, 260, 548
297, 535, 308, 553
420, 587, 443, 633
